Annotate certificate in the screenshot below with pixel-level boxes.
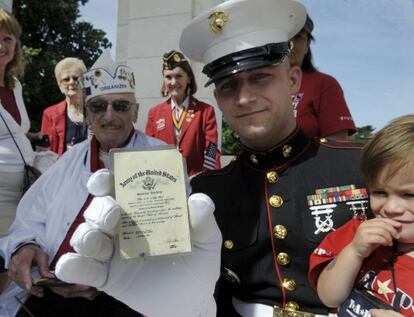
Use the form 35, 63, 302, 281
110, 145, 191, 259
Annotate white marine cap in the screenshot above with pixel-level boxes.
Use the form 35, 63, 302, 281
179, 0, 306, 86
79, 50, 136, 102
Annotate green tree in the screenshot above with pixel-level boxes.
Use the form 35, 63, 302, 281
221, 120, 242, 155
221, 123, 377, 154
13, 0, 111, 131
348, 125, 375, 143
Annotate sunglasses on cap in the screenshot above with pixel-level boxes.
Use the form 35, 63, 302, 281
86, 99, 135, 113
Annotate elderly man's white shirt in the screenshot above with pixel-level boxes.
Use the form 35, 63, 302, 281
0, 130, 163, 317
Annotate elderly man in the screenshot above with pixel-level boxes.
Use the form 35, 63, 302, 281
0, 51, 221, 317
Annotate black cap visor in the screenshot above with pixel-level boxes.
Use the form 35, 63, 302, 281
203, 42, 289, 87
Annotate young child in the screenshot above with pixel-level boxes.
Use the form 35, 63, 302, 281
308, 115, 414, 317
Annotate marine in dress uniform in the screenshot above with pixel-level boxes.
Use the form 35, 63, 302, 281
180, 0, 370, 316
191, 130, 369, 316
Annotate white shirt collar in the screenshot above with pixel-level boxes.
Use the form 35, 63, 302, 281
171, 95, 190, 110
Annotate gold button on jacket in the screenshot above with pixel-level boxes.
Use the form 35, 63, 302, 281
269, 195, 283, 208
319, 138, 328, 143
273, 225, 288, 239
266, 171, 279, 183
282, 278, 297, 291
224, 240, 234, 250
285, 301, 300, 311
277, 252, 290, 266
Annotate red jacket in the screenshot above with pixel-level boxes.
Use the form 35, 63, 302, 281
40, 100, 67, 156
145, 97, 221, 176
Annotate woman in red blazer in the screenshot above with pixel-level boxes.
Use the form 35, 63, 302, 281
146, 50, 220, 176
41, 57, 88, 156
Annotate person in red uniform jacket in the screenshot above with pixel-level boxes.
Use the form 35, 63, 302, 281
289, 15, 356, 140
40, 57, 88, 156
145, 50, 220, 176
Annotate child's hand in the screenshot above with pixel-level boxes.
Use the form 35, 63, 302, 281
349, 218, 401, 259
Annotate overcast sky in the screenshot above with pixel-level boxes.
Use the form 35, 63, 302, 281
80, 0, 414, 131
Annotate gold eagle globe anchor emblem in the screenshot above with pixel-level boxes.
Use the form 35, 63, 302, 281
208, 10, 229, 33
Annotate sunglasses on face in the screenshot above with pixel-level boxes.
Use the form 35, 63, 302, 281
86, 99, 134, 113
60, 75, 79, 84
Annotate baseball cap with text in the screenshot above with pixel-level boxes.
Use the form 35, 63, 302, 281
78, 50, 136, 102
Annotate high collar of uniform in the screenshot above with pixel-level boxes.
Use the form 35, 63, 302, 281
242, 127, 310, 171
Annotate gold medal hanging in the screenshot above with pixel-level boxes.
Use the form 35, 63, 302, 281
172, 108, 187, 131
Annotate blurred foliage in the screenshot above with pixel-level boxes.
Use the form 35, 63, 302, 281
348, 125, 375, 143
13, 0, 111, 131
221, 120, 242, 155
222, 123, 376, 154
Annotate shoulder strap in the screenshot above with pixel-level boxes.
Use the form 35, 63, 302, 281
0, 109, 28, 165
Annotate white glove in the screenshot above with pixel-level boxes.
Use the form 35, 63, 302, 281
55, 169, 222, 317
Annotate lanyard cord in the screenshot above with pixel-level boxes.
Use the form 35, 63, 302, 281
389, 241, 400, 312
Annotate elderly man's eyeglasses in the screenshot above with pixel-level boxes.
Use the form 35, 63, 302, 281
86, 99, 134, 113
60, 76, 79, 84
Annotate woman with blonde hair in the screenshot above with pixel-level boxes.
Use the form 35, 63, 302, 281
0, 8, 33, 237
0, 8, 34, 295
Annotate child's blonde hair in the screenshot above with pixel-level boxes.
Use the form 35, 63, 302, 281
361, 114, 414, 186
